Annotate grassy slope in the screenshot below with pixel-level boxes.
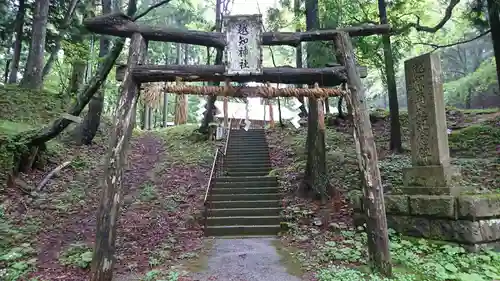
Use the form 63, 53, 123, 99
267, 108, 500, 281
0, 86, 215, 281
0, 85, 70, 184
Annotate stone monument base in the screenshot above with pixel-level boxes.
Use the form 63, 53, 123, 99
352, 193, 500, 251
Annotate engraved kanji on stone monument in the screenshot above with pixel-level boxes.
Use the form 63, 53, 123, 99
223, 14, 263, 75
404, 52, 450, 167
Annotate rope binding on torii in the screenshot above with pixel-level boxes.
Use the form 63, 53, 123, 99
162, 77, 347, 98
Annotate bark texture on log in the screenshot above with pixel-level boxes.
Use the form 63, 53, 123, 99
90, 33, 145, 281
333, 32, 392, 276
83, 12, 391, 47
115, 64, 367, 85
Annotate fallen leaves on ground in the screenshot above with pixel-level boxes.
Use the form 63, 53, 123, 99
2, 133, 209, 281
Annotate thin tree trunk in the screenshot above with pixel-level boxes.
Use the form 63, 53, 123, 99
333, 31, 392, 277
162, 92, 168, 127
378, 0, 402, 152
76, 0, 113, 145
277, 97, 283, 127
487, 0, 500, 86
90, 32, 145, 281
20, 0, 51, 89
324, 98, 330, 113
302, 0, 328, 199
294, 0, 308, 119
198, 0, 222, 136
8, 0, 26, 84
67, 58, 87, 97
4, 59, 10, 83
42, 0, 80, 78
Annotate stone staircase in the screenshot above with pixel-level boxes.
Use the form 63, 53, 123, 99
205, 129, 282, 236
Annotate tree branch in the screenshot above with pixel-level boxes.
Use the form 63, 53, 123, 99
394, 0, 461, 34
414, 29, 491, 51
132, 0, 172, 21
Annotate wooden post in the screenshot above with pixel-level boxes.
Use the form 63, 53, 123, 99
268, 101, 274, 128
333, 32, 392, 276
90, 32, 146, 281
223, 96, 228, 128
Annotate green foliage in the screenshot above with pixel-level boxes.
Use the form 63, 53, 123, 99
448, 117, 500, 158
444, 58, 499, 106
155, 124, 215, 165
58, 243, 93, 269
0, 85, 68, 126
0, 206, 39, 281
313, 230, 500, 281
140, 183, 159, 202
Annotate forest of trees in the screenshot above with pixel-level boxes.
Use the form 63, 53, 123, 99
0, 0, 498, 279
0, 0, 498, 147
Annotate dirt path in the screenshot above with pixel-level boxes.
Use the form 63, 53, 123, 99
186, 237, 303, 281
27, 133, 208, 280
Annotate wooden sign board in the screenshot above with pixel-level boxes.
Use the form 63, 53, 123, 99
223, 14, 263, 76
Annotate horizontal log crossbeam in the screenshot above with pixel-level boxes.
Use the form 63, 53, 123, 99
84, 13, 391, 48
162, 84, 345, 98
116, 64, 367, 86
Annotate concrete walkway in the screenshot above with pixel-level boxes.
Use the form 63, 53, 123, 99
188, 238, 303, 281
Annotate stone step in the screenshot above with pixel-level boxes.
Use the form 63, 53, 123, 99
205, 225, 280, 236
206, 216, 281, 226
225, 156, 270, 161
226, 149, 269, 157
215, 181, 278, 188
225, 157, 270, 163
227, 140, 269, 147
210, 193, 281, 201
226, 167, 271, 173
224, 161, 271, 167
226, 147, 269, 151
226, 171, 270, 177
209, 200, 281, 209
208, 207, 281, 217
224, 164, 272, 169
216, 176, 277, 183
212, 187, 279, 195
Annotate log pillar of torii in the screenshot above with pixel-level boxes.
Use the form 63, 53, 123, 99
88, 11, 394, 279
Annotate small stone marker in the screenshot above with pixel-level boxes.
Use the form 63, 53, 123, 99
403, 52, 460, 194
223, 14, 263, 76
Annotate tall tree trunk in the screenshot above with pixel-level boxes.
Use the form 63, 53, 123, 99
8, 0, 26, 84
162, 92, 169, 127
324, 99, 330, 114
487, 0, 500, 86
378, 0, 402, 152
4, 59, 10, 83
294, 0, 308, 119
174, 43, 187, 125
42, 0, 80, 78
277, 97, 284, 127
198, 0, 222, 136
20, 0, 51, 90
90, 32, 145, 281
76, 0, 113, 145
302, 0, 329, 200
67, 57, 87, 97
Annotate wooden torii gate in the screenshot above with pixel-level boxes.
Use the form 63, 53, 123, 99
84, 12, 393, 280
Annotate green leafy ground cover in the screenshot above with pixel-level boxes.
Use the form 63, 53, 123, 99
0, 86, 214, 280
267, 108, 500, 281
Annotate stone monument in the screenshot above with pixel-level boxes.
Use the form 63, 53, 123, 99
352, 52, 500, 251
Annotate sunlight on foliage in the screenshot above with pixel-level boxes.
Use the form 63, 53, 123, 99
154, 124, 215, 165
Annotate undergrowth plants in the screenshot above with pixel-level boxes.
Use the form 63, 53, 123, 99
315, 229, 500, 281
